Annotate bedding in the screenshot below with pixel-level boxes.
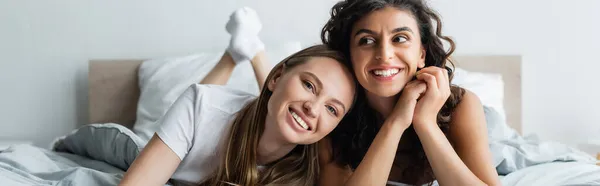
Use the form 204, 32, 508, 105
484, 107, 598, 173
0, 123, 176, 186
484, 106, 600, 185
0, 123, 153, 186
453, 67, 506, 121
0, 144, 126, 186
501, 162, 600, 185
52, 123, 146, 171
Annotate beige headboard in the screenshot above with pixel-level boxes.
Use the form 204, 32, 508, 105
89, 60, 143, 129
88, 56, 522, 133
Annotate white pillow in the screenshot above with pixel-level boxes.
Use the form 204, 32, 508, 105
133, 42, 302, 142
452, 67, 506, 121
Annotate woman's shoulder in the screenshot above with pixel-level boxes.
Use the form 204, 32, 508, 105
453, 89, 482, 112
449, 88, 485, 130
188, 83, 257, 113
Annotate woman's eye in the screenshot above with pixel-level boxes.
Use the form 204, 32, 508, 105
326, 105, 337, 115
303, 80, 315, 93
358, 37, 375, 45
393, 36, 408, 43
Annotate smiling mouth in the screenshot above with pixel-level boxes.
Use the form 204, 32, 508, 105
289, 109, 310, 131
371, 68, 403, 77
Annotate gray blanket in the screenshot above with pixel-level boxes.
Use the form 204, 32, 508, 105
0, 144, 124, 186
0, 123, 152, 186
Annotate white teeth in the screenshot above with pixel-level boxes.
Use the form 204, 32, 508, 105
290, 111, 309, 130
373, 69, 400, 77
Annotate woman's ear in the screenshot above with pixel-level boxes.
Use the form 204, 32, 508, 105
418, 48, 426, 68
267, 68, 284, 91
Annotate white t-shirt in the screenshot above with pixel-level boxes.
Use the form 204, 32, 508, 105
156, 84, 255, 185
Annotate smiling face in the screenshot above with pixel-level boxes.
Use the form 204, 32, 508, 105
265, 57, 355, 145
349, 6, 426, 98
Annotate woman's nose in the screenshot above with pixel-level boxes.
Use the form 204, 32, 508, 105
303, 101, 319, 118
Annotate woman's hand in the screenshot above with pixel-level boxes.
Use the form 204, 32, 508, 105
412, 66, 451, 129
389, 79, 427, 129
337, 78, 427, 186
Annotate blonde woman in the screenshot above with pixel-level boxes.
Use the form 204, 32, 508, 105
120, 8, 356, 186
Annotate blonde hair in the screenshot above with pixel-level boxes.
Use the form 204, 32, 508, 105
202, 45, 347, 186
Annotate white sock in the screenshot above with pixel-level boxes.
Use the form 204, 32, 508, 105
225, 7, 262, 37
227, 35, 264, 64
225, 7, 264, 64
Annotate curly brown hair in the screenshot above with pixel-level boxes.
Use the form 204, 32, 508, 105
321, 0, 465, 185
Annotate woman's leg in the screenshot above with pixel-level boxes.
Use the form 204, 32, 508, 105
250, 51, 269, 90
200, 7, 266, 86
199, 52, 236, 85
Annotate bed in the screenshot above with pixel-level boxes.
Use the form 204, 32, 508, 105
1, 54, 598, 186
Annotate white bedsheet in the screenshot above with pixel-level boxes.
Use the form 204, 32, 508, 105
501, 162, 600, 186
484, 106, 600, 185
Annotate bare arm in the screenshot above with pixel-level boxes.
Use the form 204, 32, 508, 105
319, 81, 427, 186
414, 91, 500, 186
343, 121, 407, 185
250, 51, 269, 90
318, 124, 406, 186
448, 91, 500, 185
199, 53, 236, 85
319, 121, 408, 186
119, 134, 182, 186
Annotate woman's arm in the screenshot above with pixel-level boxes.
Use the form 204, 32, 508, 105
412, 67, 499, 186
451, 92, 500, 185
318, 122, 408, 186
119, 134, 182, 186
319, 81, 427, 186
343, 120, 408, 186
414, 91, 500, 186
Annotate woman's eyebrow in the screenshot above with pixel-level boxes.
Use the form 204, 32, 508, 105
303, 72, 347, 113
302, 72, 323, 91
354, 28, 377, 37
354, 27, 413, 37
331, 99, 347, 114
391, 27, 413, 34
